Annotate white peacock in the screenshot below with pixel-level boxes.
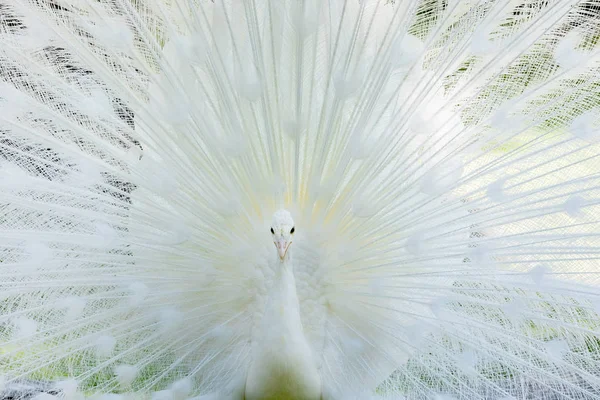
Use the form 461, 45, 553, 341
0, 0, 600, 399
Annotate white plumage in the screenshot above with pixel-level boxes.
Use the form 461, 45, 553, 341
1, 0, 600, 399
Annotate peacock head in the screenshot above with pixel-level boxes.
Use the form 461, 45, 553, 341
270, 210, 295, 260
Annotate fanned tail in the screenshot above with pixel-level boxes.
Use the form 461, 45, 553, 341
1, 1, 600, 399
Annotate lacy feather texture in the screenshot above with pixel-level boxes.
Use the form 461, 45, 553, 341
1, 0, 600, 399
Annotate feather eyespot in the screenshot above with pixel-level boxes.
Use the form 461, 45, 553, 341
290, 227, 295, 234
270, 228, 275, 234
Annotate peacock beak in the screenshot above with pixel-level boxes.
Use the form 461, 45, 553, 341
275, 238, 290, 260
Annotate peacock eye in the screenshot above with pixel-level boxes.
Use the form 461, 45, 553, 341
290, 227, 295, 234
270, 228, 275, 234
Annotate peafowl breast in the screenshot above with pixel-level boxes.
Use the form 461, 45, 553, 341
1, 1, 600, 400
244, 210, 321, 400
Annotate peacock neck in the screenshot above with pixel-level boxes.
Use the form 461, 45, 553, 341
269, 251, 303, 330
245, 248, 321, 400
250, 248, 308, 349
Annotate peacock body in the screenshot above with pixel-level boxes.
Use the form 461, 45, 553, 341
1, 0, 600, 399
